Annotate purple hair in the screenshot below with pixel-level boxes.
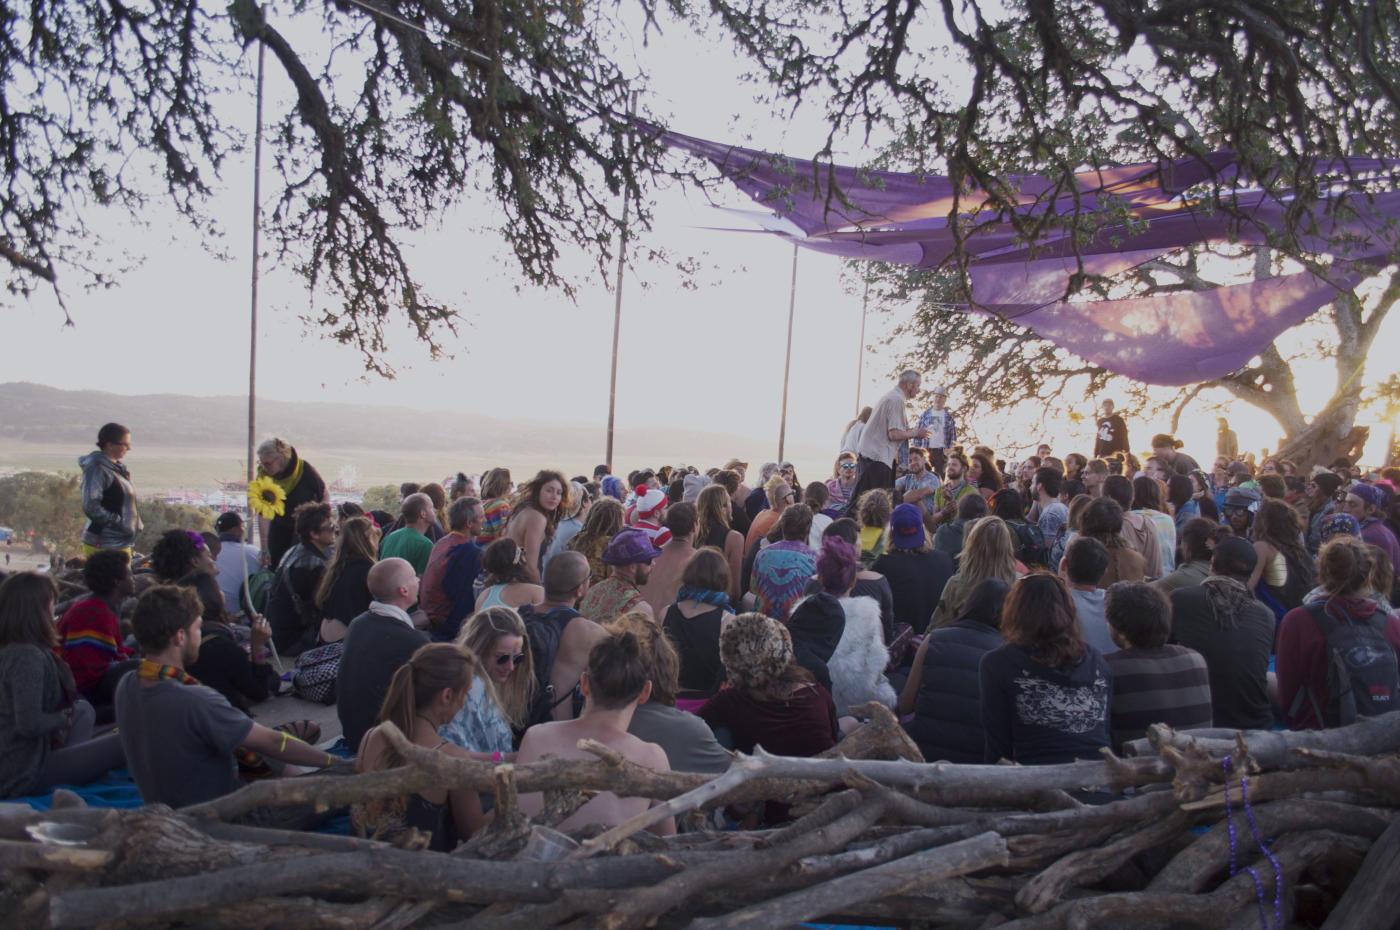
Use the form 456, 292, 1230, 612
816, 535, 859, 595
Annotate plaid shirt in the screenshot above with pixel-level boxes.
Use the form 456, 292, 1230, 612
913, 406, 956, 451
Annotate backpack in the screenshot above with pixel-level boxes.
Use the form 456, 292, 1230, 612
239, 569, 276, 617
1010, 520, 1049, 567
1288, 601, 1399, 727
292, 641, 343, 704
520, 604, 584, 728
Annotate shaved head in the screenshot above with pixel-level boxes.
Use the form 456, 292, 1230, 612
368, 557, 416, 602
544, 550, 590, 600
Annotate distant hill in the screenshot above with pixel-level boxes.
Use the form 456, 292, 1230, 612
0, 382, 830, 485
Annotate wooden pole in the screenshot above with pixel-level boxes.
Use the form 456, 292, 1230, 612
605, 93, 638, 473
855, 275, 869, 415
778, 244, 799, 462
247, 33, 265, 499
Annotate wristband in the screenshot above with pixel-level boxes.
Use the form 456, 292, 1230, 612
492, 751, 503, 763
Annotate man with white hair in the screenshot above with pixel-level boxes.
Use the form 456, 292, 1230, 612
336, 558, 429, 749
849, 370, 929, 513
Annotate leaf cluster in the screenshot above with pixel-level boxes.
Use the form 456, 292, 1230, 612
2, 0, 676, 371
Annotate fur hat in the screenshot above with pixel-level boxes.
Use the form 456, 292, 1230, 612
719, 613, 793, 691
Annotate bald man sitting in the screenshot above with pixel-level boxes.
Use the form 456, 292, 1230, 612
519, 551, 608, 723
336, 558, 430, 749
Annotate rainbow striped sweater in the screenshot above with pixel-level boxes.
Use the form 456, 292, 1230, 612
56, 597, 133, 697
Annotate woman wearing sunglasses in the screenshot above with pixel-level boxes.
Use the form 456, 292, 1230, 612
826, 453, 859, 516
441, 607, 534, 759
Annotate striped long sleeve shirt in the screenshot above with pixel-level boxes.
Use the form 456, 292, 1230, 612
1103, 644, 1213, 750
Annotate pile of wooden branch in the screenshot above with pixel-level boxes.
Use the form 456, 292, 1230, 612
4, 705, 1400, 930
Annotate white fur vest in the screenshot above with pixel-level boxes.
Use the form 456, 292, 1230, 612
827, 595, 897, 714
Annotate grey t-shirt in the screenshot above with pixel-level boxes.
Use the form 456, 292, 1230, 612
1070, 588, 1117, 657
115, 673, 253, 808
627, 702, 732, 774
856, 387, 910, 466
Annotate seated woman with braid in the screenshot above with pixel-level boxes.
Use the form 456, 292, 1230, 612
354, 643, 489, 850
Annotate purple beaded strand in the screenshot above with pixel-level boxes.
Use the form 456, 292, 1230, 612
1220, 755, 1283, 930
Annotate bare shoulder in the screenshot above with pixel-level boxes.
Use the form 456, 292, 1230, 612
516, 720, 568, 763
563, 614, 607, 644
615, 731, 670, 772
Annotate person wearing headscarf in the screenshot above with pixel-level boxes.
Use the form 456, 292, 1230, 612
1167, 537, 1275, 730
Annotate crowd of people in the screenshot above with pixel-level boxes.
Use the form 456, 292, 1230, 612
2, 397, 1399, 848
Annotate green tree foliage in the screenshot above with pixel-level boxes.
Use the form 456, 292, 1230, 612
0, 472, 85, 556
3, 0, 672, 371
133, 500, 215, 554
361, 484, 401, 514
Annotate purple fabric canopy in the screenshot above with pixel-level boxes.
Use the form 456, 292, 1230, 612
661, 129, 1400, 385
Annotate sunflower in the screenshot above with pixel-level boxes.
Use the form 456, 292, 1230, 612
248, 475, 287, 519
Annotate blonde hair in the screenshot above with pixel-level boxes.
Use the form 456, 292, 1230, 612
764, 474, 792, 508
957, 517, 1019, 590
456, 606, 535, 728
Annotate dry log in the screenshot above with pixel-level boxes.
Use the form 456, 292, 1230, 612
573, 750, 767, 858
181, 721, 1181, 829
997, 829, 1371, 930
817, 701, 925, 762
1320, 818, 1400, 930
1151, 798, 1394, 893
685, 831, 1009, 930
1125, 714, 1400, 767
1015, 809, 1196, 913
597, 791, 888, 930
194, 895, 399, 930
1179, 766, 1394, 812
1292, 745, 1400, 792
0, 840, 111, 872
46, 847, 557, 927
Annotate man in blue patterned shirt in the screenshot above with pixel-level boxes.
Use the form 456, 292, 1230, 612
912, 385, 957, 478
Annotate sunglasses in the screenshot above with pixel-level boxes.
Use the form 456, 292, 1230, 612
839, 463, 857, 470
494, 653, 526, 668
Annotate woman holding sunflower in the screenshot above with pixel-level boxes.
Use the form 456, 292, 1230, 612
252, 438, 328, 570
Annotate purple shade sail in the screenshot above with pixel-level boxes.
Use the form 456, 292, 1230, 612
658, 127, 1400, 385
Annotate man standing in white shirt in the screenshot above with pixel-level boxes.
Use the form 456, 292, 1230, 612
848, 370, 929, 515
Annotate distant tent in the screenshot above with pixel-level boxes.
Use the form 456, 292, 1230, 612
660, 129, 1400, 385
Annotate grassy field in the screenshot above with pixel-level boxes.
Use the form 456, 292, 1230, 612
0, 441, 839, 496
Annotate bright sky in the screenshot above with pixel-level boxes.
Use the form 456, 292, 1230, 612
7, 6, 1400, 473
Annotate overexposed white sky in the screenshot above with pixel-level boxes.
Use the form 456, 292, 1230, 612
7, 5, 1399, 468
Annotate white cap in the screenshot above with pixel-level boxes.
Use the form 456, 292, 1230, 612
933, 385, 948, 396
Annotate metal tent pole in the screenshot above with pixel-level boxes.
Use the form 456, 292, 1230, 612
778, 243, 799, 462
605, 93, 639, 473
247, 35, 265, 496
